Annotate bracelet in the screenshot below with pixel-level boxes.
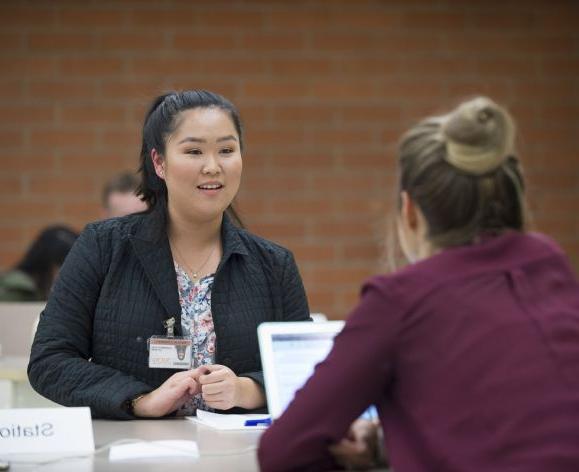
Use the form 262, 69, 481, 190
126, 394, 146, 416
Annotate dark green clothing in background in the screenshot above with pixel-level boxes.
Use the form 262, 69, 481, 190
0, 270, 41, 302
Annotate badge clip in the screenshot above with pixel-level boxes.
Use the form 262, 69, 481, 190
164, 317, 176, 338
148, 316, 192, 369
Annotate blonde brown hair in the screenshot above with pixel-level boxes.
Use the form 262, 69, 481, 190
398, 97, 526, 248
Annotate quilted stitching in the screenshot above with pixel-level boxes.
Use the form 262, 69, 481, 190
28, 210, 310, 419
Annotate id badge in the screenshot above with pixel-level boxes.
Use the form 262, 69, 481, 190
148, 336, 193, 369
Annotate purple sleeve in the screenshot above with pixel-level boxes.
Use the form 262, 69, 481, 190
258, 278, 401, 471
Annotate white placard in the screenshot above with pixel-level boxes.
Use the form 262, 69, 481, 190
0, 407, 94, 455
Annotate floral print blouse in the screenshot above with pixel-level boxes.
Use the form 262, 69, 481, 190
174, 261, 216, 415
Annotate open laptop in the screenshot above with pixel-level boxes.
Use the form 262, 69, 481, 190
258, 320, 345, 419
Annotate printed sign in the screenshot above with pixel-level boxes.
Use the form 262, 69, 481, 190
0, 407, 94, 455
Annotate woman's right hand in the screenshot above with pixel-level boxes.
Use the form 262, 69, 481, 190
133, 370, 200, 417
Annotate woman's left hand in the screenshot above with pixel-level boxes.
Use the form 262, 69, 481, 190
195, 364, 265, 410
195, 364, 240, 410
329, 419, 379, 470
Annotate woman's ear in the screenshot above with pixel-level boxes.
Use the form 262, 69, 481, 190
151, 149, 165, 179
398, 191, 430, 263
400, 191, 418, 231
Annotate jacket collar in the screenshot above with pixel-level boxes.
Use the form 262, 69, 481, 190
129, 205, 248, 332
129, 205, 181, 327
131, 205, 248, 253
219, 210, 249, 265
130, 203, 167, 244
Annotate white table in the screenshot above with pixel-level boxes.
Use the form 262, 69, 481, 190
6, 417, 262, 471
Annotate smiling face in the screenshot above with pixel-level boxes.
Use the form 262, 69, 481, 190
152, 107, 242, 224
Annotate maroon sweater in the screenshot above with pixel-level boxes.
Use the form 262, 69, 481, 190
259, 232, 579, 471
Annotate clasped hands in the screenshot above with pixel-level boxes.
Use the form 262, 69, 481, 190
133, 364, 262, 417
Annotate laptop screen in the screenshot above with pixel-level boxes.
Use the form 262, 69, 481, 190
258, 321, 344, 419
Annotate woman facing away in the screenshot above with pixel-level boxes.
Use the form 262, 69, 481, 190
28, 90, 310, 419
259, 97, 579, 471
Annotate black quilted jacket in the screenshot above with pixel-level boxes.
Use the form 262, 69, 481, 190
28, 207, 310, 419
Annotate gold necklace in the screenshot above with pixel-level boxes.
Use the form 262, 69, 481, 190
171, 241, 217, 282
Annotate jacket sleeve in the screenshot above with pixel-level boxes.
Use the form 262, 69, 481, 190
279, 250, 311, 322
258, 280, 396, 471
27, 225, 153, 419
240, 249, 311, 389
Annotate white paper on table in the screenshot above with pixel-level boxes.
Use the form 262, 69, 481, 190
109, 440, 199, 461
188, 409, 271, 430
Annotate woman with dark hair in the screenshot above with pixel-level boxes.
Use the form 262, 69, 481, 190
0, 225, 78, 302
28, 90, 310, 419
259, 97, 579, 471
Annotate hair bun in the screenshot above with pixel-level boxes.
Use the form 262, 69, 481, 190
442, 96, 515, 175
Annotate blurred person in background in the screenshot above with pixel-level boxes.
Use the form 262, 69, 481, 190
0, 226, 78, 302
102, 171, 148, 218
259, 97, 579, 471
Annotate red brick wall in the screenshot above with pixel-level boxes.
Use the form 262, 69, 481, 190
1, 0, 578, 318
